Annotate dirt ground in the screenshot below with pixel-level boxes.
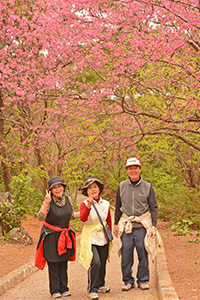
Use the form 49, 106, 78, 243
0, 216, 199, 300
157, 220, 200, 300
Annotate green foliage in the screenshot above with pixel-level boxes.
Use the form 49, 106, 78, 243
0, 174, 32, 233
136, 136, 200, 229
187, 238, 200, 243
0, 202, 19, 232
186, 230, 200, 243
0, 166, 47, 234
9, 174, 34, 223
27, 186, 44, 215
23, 164, 48, 182
17, 165, 48, 214
170, 219, 193, 236
196, 230, 200, 237
103, 168, 126, 192
70, 218, 83, 232
158, 187, 200, 228
183, 189, 200, 228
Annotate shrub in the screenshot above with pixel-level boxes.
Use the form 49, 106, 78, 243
158, 186, 200, 229
0, 167, 46, 234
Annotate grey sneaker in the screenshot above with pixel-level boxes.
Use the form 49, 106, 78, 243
122, 283, 135, 291
98, 286, 110, 293
62, 291, 71, 297
138, 282, 150, 290
52, 293, 62, 299
88, 292, 99, 300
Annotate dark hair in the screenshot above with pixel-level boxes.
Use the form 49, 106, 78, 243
81, 177, 104, 196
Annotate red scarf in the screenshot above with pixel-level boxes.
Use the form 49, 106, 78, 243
35, 220, 76, 270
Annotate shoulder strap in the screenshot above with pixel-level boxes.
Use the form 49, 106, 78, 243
92, 203, 106, 230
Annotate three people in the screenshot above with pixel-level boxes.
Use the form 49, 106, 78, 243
35, 157, 158, 298
113, 157, 158, 291
35, 176, 76, 299
79, 177, 112, 300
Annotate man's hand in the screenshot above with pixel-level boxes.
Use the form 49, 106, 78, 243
113, 224, 119, 238
149, 226, 157, 238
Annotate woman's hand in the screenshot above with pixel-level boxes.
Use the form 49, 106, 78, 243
86, 197, 94, 209
44, 190, 51, 205
86, 190, 95, 209
39, 190, 51, 216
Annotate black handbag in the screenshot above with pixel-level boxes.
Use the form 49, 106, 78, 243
92, 203, 113, 242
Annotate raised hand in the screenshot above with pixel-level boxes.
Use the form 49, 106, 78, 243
44, 189, 51, 205
86, 190, 95, 209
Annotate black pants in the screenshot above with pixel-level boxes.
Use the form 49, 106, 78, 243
88, 243, 109, 293
47, 260, 69, 295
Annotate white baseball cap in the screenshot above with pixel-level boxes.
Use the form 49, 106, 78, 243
126, 157, 141, 167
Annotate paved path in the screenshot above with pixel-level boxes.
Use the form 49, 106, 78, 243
0, 193, 179, 300
0, 235, 158, 300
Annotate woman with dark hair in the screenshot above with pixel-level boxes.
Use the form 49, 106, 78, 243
79, 177, 112, 300
35, 176, 77, 299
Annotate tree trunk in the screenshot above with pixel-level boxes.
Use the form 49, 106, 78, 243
34, 146, 48, 193
0, 90, 12, 192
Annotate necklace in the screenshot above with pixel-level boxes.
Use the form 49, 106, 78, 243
53, 196, 66, 207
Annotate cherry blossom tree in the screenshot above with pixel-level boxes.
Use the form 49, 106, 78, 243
0, 0, 199, 192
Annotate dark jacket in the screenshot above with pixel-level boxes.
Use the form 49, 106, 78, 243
114, 177, 158, 227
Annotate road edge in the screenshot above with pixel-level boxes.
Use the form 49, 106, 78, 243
156, 242, 179, 300
0, 262, 38, 296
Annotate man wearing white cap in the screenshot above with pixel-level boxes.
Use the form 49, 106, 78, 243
113, 157, 158, 291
